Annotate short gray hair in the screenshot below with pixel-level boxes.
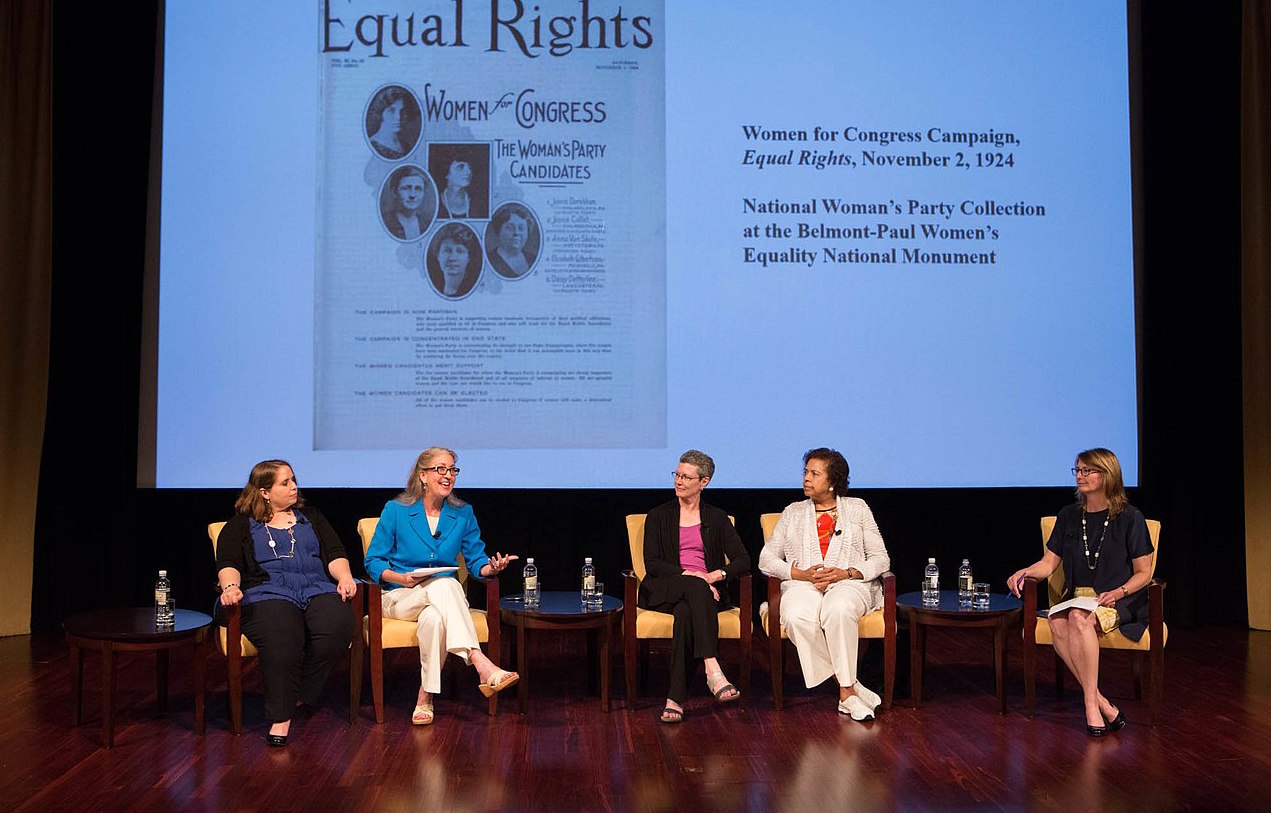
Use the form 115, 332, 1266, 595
678, 449, 715, 481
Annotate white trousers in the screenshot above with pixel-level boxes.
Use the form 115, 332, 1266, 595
779, 580, 872, 689
381, 577, 479, 694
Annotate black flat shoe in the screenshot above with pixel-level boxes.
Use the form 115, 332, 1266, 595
1106, 710, 1126, 733
266, 733, 288, 747
1086, 721, 1107, 737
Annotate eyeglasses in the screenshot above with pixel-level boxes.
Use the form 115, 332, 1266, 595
672, 472, 702, 481
1071, 467, 1102, 477
423, 466, 460, 476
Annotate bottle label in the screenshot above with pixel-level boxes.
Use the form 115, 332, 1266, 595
155, 589, 168, 604
959, 575, 973, 592
584, 575, 596, 591
525, 575, 538, 590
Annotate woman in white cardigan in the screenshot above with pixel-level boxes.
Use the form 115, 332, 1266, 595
758, 448, 890, 720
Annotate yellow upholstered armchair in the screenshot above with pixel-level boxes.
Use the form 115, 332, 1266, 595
356, 517, 500, 721
207, 521, 363, 734
1022, 516, 1166, 725
622, 513, 752, 707
757, 512, 896, 711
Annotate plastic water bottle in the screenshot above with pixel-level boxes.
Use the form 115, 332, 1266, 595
523, 558, 539, 607
922, 558, 940, 607
155, 570, 174, 626
581, 557, 596, 602
958, 559, 974, 608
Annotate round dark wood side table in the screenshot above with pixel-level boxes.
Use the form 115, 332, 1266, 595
898, 590, 1022, 714
499, 591, 623, 713
64, 608, 213, 747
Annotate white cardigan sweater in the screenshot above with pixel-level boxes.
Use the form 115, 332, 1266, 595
758, 496, 891, 610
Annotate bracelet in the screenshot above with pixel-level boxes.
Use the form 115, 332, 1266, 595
221, 583, 239, 592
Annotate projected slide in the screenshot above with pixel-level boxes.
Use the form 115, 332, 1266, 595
314, 0, 666, 449
154, 1, 1138, 487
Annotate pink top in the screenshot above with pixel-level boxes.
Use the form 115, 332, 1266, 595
679, 524, 707, 573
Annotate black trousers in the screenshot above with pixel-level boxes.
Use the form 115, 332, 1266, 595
646, 575, 722, 704
240, 593, 354, 723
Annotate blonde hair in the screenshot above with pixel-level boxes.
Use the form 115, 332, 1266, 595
395, 446, 465, 507
233, 459, 304, 522
1074, 447, 1128, 518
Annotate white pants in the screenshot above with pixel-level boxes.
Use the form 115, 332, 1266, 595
381, 577, 479, 694
779, 580, 872, 689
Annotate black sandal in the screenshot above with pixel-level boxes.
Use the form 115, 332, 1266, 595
659, 704, 684, 724
707, 671, 740, 703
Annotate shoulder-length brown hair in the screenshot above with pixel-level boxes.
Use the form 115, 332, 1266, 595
234, 459, 304, 522
1074, 447, 1128, 518
395, 447, 465, 507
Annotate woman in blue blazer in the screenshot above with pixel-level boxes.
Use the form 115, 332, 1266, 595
364, 447, 519, 725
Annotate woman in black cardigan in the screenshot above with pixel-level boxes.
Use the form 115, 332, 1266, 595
215, 460, 357, 746
639, 450, 751, 723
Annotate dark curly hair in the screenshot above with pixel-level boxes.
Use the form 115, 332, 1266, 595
803, 447, 850, 494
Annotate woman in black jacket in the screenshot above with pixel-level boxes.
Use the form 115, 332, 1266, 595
639, 450, 751, 723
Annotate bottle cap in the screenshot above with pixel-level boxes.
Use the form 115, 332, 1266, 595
526, 558, 534, 564
928, 558, 935, 563
585, 557, 593, 563
159, 570, 168, 577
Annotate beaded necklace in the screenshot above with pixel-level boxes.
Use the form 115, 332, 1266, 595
1080, 508, 1110, 571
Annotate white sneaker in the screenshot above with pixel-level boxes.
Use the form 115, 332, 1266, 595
854, 682, 881, 711
837, 695, 875, 721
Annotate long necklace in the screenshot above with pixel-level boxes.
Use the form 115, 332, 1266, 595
264, 511, 297, 559
1081, 509, 1109, 571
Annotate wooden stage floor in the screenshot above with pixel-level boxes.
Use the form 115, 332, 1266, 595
1, 623, 1268, 812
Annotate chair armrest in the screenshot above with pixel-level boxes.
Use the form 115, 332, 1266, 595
366, 581, 383, 640
766, 574, 782, 630
623, 570, 638, 640
1021, 576, 1039, 641
1149, 578, 1165, 635
879, 571, 896, 631
348, 581, 366, 654
480, 572, 501, 662
475, 572, 501, 609
737, 572, 752, 627
224, 601, 242, 660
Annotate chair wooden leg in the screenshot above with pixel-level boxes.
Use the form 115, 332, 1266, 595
227, 655, 242, 735
349, 594, 363, 725
370, 640, 384, 725
1022, 634, 1037, 716
1054, 653, 1065, 696
624, 627, 638, 710
638, 641, 649, 694
622, 572, 639, 709
484, 643, 498, 717
883, 633, 895, 711
1132, 653, 1144, 700
739, 629, 752, 700
349, 651, 362, 725
1149, 644, 1164, 727
766, 577, 784, 711
769, 633, 784, 711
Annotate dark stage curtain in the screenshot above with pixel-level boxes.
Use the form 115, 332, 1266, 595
0, 0, 52, 635
1242, 0, 1271, 630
